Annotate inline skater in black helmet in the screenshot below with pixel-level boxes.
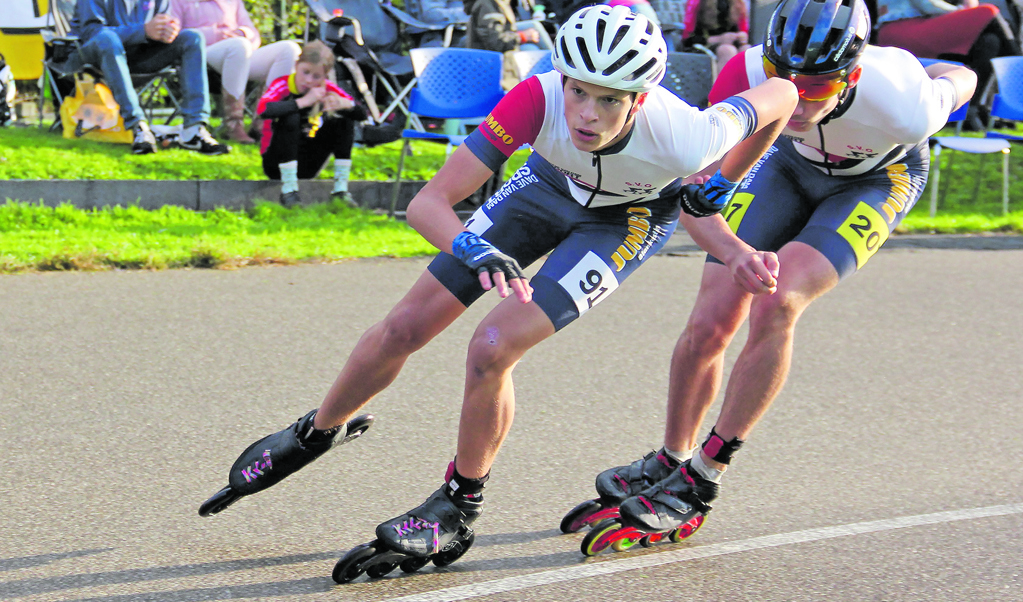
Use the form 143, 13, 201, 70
572, 0, 980, 556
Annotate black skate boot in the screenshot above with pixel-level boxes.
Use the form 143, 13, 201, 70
560, 448, 679, 534
198, 410, 374, 516
332, 462, 485, 583
619, 460, 716, 535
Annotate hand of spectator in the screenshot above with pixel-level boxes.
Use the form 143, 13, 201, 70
296, 85, 328, 109
145, 14, 180, 44
735, 31, 748, 45
518, 29, 540, 45
322, 93, 356, 113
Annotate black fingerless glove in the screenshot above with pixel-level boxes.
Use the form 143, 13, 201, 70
452, 231, 526, 283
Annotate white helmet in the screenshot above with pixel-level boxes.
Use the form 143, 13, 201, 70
552, 5, 667, 93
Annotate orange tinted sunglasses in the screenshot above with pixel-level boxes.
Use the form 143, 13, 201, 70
762, 56, 850, 101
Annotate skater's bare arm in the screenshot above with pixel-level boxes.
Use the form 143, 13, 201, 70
407, 146, 532, 303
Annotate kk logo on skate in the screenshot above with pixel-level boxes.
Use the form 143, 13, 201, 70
240, 450, 273, 483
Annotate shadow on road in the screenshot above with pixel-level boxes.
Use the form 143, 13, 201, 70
0, 552, 342, 599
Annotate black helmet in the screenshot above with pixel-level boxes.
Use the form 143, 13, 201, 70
764, 0, 871, 76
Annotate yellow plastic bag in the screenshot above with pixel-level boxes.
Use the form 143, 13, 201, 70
60, 74, 133, 144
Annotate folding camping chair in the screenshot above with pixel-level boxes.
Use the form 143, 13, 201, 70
40, 0, 182, 131
307, 0, 455, 132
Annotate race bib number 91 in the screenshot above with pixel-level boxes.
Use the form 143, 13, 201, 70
558, 251, 620, 315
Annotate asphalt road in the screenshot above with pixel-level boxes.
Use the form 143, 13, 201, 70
2, 235, 1022, 602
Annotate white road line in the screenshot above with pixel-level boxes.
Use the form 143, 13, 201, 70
384, 502, 1023, 602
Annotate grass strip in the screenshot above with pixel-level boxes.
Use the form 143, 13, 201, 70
0, 199, 437, 273
0, 200, 1020, 275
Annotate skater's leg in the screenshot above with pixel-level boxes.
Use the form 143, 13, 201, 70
314, 270, 469, 430
455, 295, 556, 478
663, 263, 752, 453
706, 241, 838, 454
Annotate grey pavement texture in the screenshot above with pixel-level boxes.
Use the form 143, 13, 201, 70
1, 242, 1022, 602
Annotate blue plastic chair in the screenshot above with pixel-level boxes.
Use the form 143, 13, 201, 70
389, 47, 506, 215
922, 58, 1011, 216
511, 50, 554, 81
985, 56, 1023, 143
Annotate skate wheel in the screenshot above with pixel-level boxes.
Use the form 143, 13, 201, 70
399, 556, 430, 573
560, 499, 604, 534
580, 519, 621, 557
365, 560, 399, 579
198, 486, 240, 517
669, 515, 706, 543
332, 542, 378, 584
611, 534, 639, 552
639, 533, 663, 547
340, 414, 374, 445
433, 531, 475, 567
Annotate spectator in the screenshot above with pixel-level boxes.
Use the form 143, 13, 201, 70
256, 40, 367, 207
678, 0, 750, 65
71, 0, 229, 155
876, 0, 1020, 126
463, 0, 543, 88
169, 0, 301, 144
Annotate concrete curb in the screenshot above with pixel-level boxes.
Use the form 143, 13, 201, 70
0, 180, 429, 212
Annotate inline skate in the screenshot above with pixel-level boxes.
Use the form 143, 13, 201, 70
578, 460, 715, 556
332, 463, 485, 583
198, 410, 374, 516
560, 448, 679, 534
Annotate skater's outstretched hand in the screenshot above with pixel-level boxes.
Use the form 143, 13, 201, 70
452, 231, 533, 303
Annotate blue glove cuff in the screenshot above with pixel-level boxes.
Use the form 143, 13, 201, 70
703, 170, 739, 207
452, 231, 494, 265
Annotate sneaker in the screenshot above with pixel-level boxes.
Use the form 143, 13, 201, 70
280, 190, 302, 207
618, 460, 718, 533
179, 125, 231, 155
131, 122, 157, 155
330, 191, 358, 208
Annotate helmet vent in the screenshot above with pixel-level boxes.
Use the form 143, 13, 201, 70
605, 49, 638, 78
579, 39, 596, 73
559, 38, 576, 68
595, 20, 606, 51
608, 26, 629, 53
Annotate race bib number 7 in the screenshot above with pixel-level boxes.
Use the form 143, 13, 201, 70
558, 251, 620, 315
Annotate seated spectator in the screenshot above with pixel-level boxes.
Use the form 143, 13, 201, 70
257, 41, 367, 207
876, 0, 1020, 126
169, 0, 301, 144
678, 0, 750, 65
71, 0, 229, 155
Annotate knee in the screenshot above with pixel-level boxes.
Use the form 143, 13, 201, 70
465, 324, 519, 378
281, 40, 301, 63
376, 307, 435, 355
223, 36, 254, 57
88, 29, 124, 54
682, 308, 742, 358
747, 291, 804, 335
178, 29, 205, 48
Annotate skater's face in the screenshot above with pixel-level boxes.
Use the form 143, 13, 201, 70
294, 62, 327, 95
562, 77, 646, 153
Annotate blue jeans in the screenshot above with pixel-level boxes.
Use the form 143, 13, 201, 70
77, 29, 210, 129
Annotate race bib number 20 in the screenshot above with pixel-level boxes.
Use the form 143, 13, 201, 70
558, 252, 620, 315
